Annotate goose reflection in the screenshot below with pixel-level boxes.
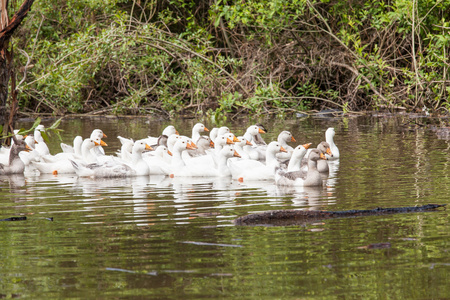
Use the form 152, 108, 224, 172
0, 174, 27, 191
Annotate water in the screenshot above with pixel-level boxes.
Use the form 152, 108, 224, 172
0, 115, 449, 299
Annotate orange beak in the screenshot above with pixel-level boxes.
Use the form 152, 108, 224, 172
25, 145, 32, 152
210, 141, 215, 148
233, 136, 240, 142
145, 144, 154, 151
234, 151, 241, 158
258, 128, 266, 134
175, 130, 180, 135
204, 127, 209, 132
167, 150, 173, 156
246, 140, 253, 146
100, 140, 108, 147
103, 133, 107, 138
302, 143, 312, 149
226, 138, 234, 144
320, 152, 328, 160
326, 147, 333, 157
280, 146, 287, 153
187, 142, 198, 150
291, 136, 296, 142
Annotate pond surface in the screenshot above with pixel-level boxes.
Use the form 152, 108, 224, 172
0, 114, 449, 299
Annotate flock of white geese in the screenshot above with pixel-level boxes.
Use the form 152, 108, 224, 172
0, 123, 339, 187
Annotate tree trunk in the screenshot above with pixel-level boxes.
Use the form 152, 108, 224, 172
0, 0, 35, 141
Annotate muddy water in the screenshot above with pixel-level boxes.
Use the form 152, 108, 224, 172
0, 115, 448, 299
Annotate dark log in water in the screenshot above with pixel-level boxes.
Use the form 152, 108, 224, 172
0, 216, 27, 221
234, 204, 446, 226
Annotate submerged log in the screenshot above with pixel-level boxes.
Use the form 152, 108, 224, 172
234, 204, 446, 226
0, 216, 26, 221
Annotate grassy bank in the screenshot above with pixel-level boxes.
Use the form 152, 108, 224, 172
10, 0, 450, 117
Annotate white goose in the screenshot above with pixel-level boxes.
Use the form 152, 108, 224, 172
70, 140, 151, 178
60, 136, 83, 155
191, 123, 209, 143
90, 129, 107, 156
143, 125, 179, 146
125, 140, 153, 176
325, 127, 340, 160
287, 143, 312, 172
275, 149, 327, 187
34, 125, 50, 156
228, 141, 287, 181
209, 126, 230, 142
143, 146, 173, 175
233, 136, 252, 159
276, 131, 296, 160
244, 125, 267, 160
33, 138, 106, 174
175, 144, 240, 177
116, 136, 134, 162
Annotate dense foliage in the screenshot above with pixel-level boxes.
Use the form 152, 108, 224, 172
10, 0, 450, 116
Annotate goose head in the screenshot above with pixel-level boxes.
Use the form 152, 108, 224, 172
308, 148, 328, 163
196, 136, 214, 150
267, 141, 287, 155
291, 143, 312, 159
133, 140, 153, 154
162, 125, 179, 136
246, 125, 266, 135
220, 145, 241, 159
317, 141, 333, 157
278, 131, 296, 144
193, 123, 209, 134
91, 129, 107, 140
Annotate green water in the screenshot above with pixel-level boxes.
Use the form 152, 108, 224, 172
0, 115, 448, 299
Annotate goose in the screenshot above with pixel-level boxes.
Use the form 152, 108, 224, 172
174, 144, 240, 177
34, 125, 50, 156
0, 130, 25, 158
275, 149, 327, 187
125, 140, 153, 176
243, 125, 267, 160
70, 140, 150, 178
253, 123, 268, 145
143, 146, 173, 175
276, 131, 296, 160
228, 141, 287, 181
210, 126, 230, 142
18, 135, 41, 174
325, 127, 340, 160
233, 136, 252, 159
302, 141, 333, 173
153, 135, 169, 148
60, 136, 83, 155
0, 138, 32, 175
243, 125, 266, 145
116, 136, 134, 162
287, 143, 312, 172
144, 125, 179, 146
191, 123, 209, 143
170, 139, 198, 173
185, 136, 214, 157
33, 138, 106, 174
90, 129, 107, 156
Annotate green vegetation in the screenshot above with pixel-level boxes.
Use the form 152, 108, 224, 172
10, 0, 450, 117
